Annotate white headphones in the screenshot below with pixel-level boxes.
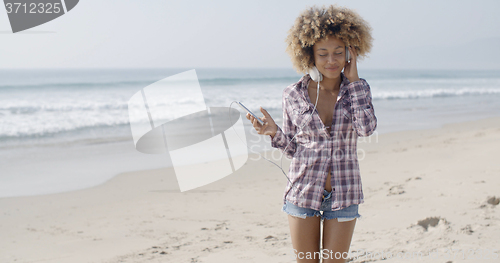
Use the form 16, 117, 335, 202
308, 66, 323, 82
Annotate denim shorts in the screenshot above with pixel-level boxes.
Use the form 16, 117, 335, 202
282, 189, 361, 221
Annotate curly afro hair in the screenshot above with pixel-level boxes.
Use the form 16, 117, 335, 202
285, 5, 373, 74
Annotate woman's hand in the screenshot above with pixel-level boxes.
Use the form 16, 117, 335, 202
246, 107, 278, 138
343, 46, 361, 82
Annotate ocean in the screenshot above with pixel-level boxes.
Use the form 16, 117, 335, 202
1, 68, 500, 197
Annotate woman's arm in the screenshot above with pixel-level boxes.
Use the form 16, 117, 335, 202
343, 46, 377, 137
347, 79, 377, 137
270, 93, 297, 159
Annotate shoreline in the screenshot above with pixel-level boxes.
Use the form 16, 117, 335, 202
1, 116, 500, 262
2, 114, 499, 199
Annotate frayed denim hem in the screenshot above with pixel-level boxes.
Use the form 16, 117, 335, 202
323, 214, 363, 222
282, 203, 321, 219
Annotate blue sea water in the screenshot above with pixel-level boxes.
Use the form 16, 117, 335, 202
1, 68, 500, 197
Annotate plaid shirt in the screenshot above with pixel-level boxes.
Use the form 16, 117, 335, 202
271, 73, 377, 211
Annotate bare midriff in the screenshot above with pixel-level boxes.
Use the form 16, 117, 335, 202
324, 123, 333, 192
325, 166, 332, 192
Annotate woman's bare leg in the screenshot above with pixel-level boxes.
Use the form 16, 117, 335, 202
322, 218, 357, 263
288, 215, 322, 263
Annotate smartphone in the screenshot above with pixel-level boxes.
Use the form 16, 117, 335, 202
237, 101, 265, 125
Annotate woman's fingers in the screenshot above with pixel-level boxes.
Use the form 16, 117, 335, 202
249, 115, 260, 126
344, 46, 360, 82
349, 46, 358, 66
246, 110, 272, 135
253, 117, 264, 128
248, 115, 267, 134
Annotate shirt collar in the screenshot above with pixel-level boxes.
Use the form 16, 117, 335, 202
296, 72, 350, 103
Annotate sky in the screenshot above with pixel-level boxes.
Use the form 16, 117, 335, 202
1, 0, 499, 70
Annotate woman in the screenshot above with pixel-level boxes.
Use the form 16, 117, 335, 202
246, 5, 376, 263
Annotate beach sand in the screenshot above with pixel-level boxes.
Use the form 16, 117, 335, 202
1, 117, 499, 263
